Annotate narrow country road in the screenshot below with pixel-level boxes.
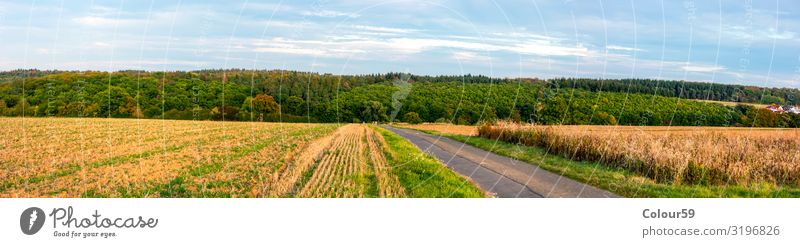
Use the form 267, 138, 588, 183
382, 126, 619, 198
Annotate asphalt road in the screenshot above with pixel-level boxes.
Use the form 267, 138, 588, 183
382, 126, 619, 198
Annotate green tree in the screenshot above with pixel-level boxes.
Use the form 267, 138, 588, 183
83, 103, 100, 117
92, 86, 136, 117
760, 95, 785, 105
750, 108, 778, 127
242, 94, 280, 121
403, 111, 423, 124
211, 106, 240, 121
591, 112, 617, 125
20, 99, 38, 116
253, 94, 280, 114
286, 96, 305, 115
361, 101, 387, 123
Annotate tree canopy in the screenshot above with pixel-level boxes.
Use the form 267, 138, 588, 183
1, 70, 798, 127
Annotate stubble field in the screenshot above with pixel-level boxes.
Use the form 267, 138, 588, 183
393, 123, 478, 136
0, 117, 483, 198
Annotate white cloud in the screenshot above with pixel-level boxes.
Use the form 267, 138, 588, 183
35, 48, 51, 55
302, 10, 360, 18
350, 25, 418, 34
126, 60, 207, 66
252, 38, 365, 57
93, 42, 112, 47
261, 20, 312, 29
718, 25, 798, 42
451, 51, 491, 62
252, 32, 590, 60
490, 32, 560, 41
681, 64, 726, 72
386, 38, 489, 53
73, 16, 140, 27
254, 47, 327, 56
511, 42, 589, 57
245, 3, 293, 12
766, 28, 796, 40
88, 5, 117, 14
606, 45, 644, 52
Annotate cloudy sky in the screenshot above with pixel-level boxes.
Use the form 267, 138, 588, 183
0, 0, 798, 88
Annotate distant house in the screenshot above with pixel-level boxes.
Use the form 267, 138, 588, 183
766, 105, 785, 113
787, 106, 800, 114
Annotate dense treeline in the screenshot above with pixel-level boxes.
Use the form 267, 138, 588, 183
0, 70, 798, 127
329, 82, 800, 127
0, 69, 68, 82
547, 78, 800, 105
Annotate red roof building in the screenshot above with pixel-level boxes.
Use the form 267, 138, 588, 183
766, 105, 785, 113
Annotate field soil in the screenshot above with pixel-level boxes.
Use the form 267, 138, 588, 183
382, 125, 618, 198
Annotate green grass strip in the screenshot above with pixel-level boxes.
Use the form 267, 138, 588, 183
371, 126, 485, 198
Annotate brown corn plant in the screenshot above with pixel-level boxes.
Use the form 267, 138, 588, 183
479, 121, 800, 186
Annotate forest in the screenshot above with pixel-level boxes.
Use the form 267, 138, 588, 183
0, 69, 798, 127
546, 77, 800, 105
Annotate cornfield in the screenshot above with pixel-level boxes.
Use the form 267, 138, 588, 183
478, 122, 800, 186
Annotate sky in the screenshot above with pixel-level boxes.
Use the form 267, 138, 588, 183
0, 0, 798, 88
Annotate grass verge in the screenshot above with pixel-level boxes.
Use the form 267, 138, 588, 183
370, 126, 485, 198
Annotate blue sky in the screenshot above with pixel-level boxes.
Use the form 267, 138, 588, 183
0, 0, 798, 88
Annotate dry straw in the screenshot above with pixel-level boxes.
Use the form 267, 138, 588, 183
479, 121, 800, 186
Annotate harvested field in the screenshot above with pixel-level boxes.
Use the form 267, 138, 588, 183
296, 125, 405, 197
479, 122, 800, 186
693, 99, 770, 108
394, 123, 478, 136
0, 117, 339, 197
0, 117, 480, 197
